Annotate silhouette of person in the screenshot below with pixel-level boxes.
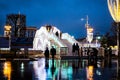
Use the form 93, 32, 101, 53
108, 47, 112, 67
44, 47, 49, 68
44, 47, 49, 59
50, 46, 56, 72
75, 43, 79, 56
80, 47, 83, 57
72, 43, 76, 56
50, 46, 56, 59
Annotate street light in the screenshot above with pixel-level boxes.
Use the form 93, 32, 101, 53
107, 0, 120, 56
4, 25, 11, 48
4, 25, 11, 37
81, 15, 89, 28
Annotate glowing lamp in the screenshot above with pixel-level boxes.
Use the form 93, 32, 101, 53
87, 27, 93, 33
3, 62, 12, 80
107, 0, 120, 22
5, 25, 11, 31
107, 0, 120, 56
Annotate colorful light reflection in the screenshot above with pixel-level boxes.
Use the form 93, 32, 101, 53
86, 65, 94, 80
3, 62, 12, 80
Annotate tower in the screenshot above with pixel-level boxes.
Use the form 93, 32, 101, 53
6, 13, 26, 37
85, 16, 93, 46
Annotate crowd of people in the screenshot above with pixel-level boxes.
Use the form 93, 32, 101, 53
43, 44, 113, 69
72, 43, 112, 57
44, 44, 113, 60
72, 43, 98, 57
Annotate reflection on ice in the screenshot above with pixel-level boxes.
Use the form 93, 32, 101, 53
32, 58, 61, 80
0, 59, 119, 80
3, 62, 12, 80
33, 58, 46, 80
86, 65, 94, 80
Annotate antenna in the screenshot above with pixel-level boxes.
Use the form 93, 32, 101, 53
18, 11, 20, 15
85, 15, 89, 28
86, 15, 88, 25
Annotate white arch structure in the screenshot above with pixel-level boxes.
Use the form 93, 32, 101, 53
33, 25, 80, 54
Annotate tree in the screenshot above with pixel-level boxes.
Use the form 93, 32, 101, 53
100, 36, 107, 48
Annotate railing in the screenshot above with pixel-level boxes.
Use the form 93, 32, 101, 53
62, 33, 79, 44
50, 33, 67, 47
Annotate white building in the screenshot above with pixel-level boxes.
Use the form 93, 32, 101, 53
33, 25, 80, 55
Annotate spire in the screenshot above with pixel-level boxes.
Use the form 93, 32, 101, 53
18, 11, 20, 15
17, 11, 20, 25
85, 15, 89, 28
86, 15, 89, 25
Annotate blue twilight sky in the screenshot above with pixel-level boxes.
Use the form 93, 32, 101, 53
0, 0, 114, 38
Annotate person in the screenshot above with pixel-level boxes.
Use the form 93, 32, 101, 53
87, 47, 90, 56
72, 43, 76, 56
80, 47, 83, 57
108, 47, 112, 67
44, 47, 49, 59
44, 47, 49, 68
50, 46, 56, 67
75, 43, 79, 56
50, 46, 56, 59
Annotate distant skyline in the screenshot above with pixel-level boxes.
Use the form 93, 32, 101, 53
0, 0, 114, 38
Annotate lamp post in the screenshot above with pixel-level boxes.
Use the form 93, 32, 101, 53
107, 0, 120, 57
107, 0, 120, 79
81, 15, 89, 28
4, 25, 11, 49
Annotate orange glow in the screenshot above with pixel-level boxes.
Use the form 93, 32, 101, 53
87, 27, 93, 33
87, 66, 94, 80
5, 25, 11, 31
3, 62, 12, 80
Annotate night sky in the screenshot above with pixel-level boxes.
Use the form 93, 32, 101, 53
0, 0, 114, 38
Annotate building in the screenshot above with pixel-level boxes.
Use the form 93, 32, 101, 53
1, 14, 37, 54
33, 25, 80, 55
25, 26, 37, 37
5, 13, 26, 37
